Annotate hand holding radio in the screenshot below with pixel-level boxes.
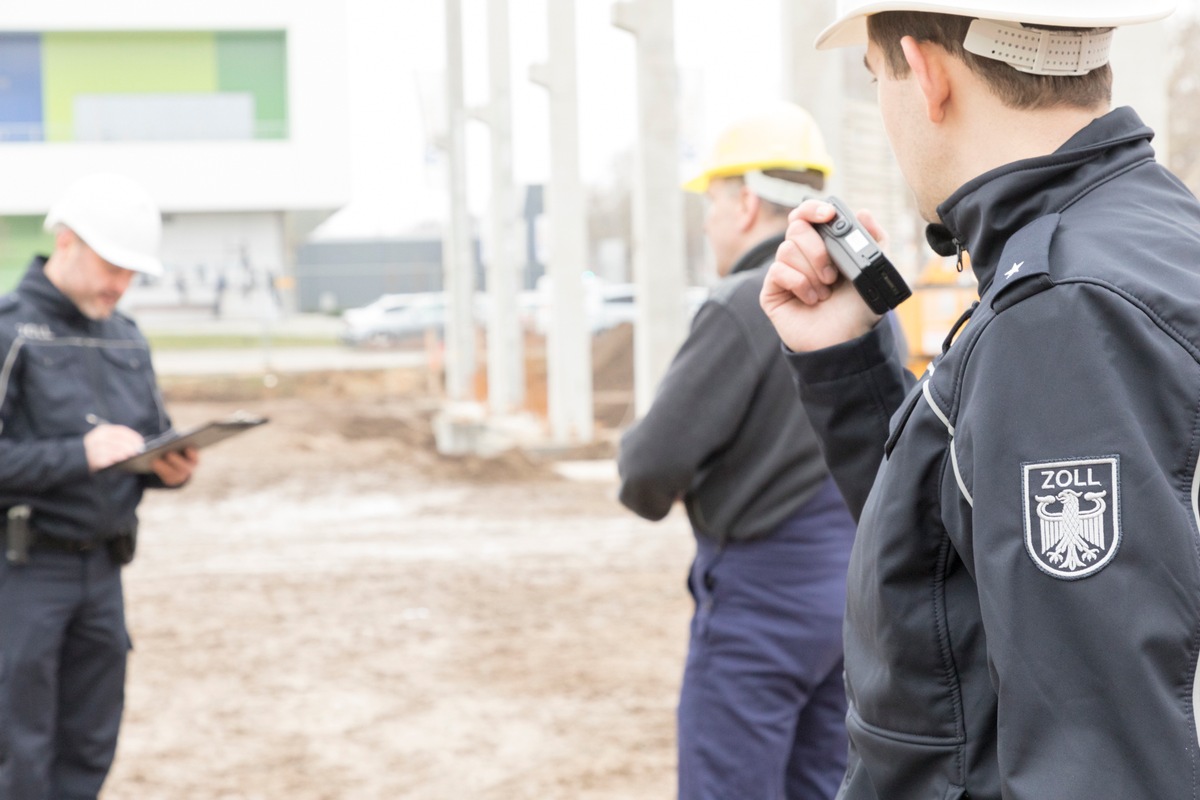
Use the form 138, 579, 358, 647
761, 198, 908, 353
810, 195, 911, 314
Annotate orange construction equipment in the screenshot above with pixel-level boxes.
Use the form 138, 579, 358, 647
893, 254, 978, 376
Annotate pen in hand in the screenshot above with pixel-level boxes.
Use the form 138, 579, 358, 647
85, 414, 147, 455
82, 415, 149, 473
85, 416, 144, 450
87, 413, 149, 448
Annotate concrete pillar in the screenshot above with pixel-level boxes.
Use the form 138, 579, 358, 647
530, 0, 595, 443
482, 0, 525, 415
442, 0, 475, 403
781, 0, 845, 195
612, 0, 688, 417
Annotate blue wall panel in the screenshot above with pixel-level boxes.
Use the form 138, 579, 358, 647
0, 33, 43, 141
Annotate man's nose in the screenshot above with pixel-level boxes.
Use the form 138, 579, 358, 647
112, 271, 135, 293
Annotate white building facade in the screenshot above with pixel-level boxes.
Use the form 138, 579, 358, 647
0, 1, 351, 315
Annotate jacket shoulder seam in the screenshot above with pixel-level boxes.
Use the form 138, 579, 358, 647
941, 277, 1200, 424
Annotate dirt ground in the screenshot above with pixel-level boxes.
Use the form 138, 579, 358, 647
100, 341, 695, 799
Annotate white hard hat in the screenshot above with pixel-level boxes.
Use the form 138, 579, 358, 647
44, 173, 163, 276
816, 0, 1177, 50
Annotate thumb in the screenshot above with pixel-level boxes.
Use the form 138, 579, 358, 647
855, 209, 889, 251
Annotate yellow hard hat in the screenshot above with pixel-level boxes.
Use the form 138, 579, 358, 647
682, 102, 835, 194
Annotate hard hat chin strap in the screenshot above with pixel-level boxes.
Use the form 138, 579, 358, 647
963, 19, 1113, 76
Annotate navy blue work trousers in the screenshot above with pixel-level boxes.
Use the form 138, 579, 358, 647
0, 546, 129, 800
678, 477, 855, 800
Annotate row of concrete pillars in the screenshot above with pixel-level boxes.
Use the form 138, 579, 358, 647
438, 0, 690, 453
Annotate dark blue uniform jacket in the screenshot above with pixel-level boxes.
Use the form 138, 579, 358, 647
0, 257, 171, 543
788, 107, 1200, 799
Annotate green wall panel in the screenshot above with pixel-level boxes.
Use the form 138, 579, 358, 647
42, 32, 217, 141
0, 216, 53, 290
216, 31, 288, 139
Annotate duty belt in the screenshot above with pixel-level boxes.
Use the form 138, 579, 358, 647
4, 505, 105, 564
29, 532, 101, 553
2, 528, 102, 557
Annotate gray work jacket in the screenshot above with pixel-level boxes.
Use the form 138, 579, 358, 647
619, 235, 831, 542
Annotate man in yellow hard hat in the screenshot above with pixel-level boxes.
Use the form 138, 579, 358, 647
618, 102, 855, 800
760, 1, 1200, 798
0, 173, 199, 799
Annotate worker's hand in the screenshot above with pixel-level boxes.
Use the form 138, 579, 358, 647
83, 424, 147, 472
760, 199, 886, 353
151, 447, 199, 487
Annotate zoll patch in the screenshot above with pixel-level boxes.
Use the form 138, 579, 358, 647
1022, 456, 1120, 580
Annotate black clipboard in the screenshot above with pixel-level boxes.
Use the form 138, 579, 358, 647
107, 413, 269, 474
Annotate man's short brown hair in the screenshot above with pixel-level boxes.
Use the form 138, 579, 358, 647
867, 11, 1112, 110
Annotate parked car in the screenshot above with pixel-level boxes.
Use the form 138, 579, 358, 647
343, 281, 711, 347
594, 282, 635, 331
596, 283, 710, 330
532, 277, 710, 334
339, 292, 446, 345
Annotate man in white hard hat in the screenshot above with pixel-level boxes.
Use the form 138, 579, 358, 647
0, 173, 198, 799
759, 2, 1200, 798
619, 103, 857, 799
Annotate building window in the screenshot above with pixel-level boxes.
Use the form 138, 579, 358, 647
0, 30, 289, 143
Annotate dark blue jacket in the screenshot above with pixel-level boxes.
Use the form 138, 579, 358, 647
0, 257, 171, 543
789, 107, 1200, 798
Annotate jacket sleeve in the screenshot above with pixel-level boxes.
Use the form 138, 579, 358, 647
0, 340, 91, 492
138, 356, 178, 491
617, 301, 762, 521
945, 282, 1200, 798
784, 317, 914, 520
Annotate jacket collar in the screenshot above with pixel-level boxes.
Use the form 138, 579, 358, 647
927, 106, 1156, 294
19, 256, 91, 326
731, 233, 785, 276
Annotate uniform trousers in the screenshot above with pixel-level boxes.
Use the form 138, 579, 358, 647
0, 545, 129, 800
678, 476, 855, 800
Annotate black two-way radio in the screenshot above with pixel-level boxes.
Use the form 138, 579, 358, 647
811, 195, 911, 314
743, 172, 912, 313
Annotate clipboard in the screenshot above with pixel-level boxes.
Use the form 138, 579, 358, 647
107, 412, 269, 474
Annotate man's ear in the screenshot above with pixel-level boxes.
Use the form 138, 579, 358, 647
737, 186, 762, 233
52, 226, 78, 253
900, 35, 950, 123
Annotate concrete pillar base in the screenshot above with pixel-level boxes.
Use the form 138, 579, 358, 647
433, 403, 545, 457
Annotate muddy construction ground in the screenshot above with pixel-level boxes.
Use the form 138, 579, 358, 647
101, 347, 694, 799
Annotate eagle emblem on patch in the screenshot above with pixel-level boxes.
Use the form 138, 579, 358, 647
1022, 456, 1120, 580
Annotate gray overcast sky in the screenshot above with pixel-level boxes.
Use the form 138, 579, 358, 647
316, 0, 790, 239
